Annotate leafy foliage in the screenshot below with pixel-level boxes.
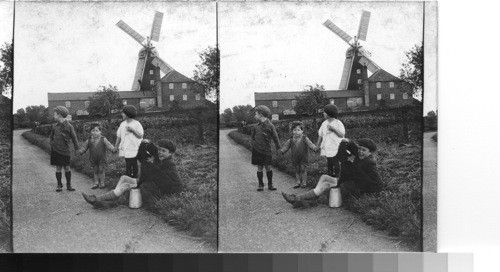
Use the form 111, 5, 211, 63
424, 110, 437, 131
13, 104, 49, 128
193, 46, 219, 102
0, 42, 12, 98
293, 84, 329, 116
399, 43, 423, 98
87, 85, 124, 117
221, 108, 233, 124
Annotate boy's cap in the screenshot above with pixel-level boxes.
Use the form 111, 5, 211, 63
324, 104, 339, 118
253, 105, 271, 118
122, 105, 137, 118
158, 139, 176, 153
54, 106, 69, 118
357, 138, 377, 152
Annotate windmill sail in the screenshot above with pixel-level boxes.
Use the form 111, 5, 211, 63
132, 53, 147, 91
150, 11, 164, 42
151, 57, 173, 74
339, 57, 355, 90
358, 56, 381, 73
357, 10, 371, 41
323, 20, 352, 44
116, 20, 146, 46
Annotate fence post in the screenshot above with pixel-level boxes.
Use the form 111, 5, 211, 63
402, 108, 409, 143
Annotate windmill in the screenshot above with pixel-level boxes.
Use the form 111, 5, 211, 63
116, 11, 173, 101
323, 10, 382, 90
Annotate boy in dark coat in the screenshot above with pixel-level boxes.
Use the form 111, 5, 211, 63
282, 138, 382, 208
251, 105, 282, 191
82, 139, 183, 208
50, 106, 80, 192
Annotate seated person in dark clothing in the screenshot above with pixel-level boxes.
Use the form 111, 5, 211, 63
82, 139, 183, 208
282, 138, 382, 208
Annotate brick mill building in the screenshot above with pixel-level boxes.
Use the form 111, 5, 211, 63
48, 69, 206, 118
254, 69, 413, 120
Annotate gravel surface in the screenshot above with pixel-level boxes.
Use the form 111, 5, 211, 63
12, 130, 212, 253
219, 129, 413, 252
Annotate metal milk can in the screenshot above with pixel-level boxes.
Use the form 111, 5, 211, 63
329, 187, 342, 208
129, 188, 142, 209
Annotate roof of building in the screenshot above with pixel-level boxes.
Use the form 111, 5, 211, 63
161, 70, 194, 83
48, 91, 156, 101
255, 90, 364, 101
368, 69, 401, 82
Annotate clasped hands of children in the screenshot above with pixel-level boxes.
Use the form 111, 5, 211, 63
278, 124, 339, 155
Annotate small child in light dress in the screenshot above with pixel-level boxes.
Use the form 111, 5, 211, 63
78, 123, 116, 189
280, 121, 318, 188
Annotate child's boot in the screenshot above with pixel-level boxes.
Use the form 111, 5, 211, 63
267, 170, 276, 191
295, 190, 319, 207
65, 171, 75, 191
56, 172, 63, 192
257, 171, 264, 191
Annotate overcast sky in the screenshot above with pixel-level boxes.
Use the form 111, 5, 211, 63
0, 1, 13, 99
219, 2, 429, 112
13, 1, 216, 112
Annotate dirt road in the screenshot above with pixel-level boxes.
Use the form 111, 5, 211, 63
218, 129, 412, 252
423, 132, 438, 252
12, 130, 212, 253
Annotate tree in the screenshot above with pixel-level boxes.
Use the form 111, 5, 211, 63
87, 85, 123, 117
399, 43, 423, 99
424, 110, 437, 131
294, 84, 329, 129
24, 105, 48, 125
14, 108, 27, 128
232, 105, 253, 124
193, 46, 219, 102
0, 42, 12, 98
221, 108, 233, 124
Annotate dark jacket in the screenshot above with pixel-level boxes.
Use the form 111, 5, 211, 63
49, 120, 79, 156
251, 118, 282, 155
139, 157, 183, 196
340, 155, 382, 193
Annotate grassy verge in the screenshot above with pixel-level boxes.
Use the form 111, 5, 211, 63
22, 130, 217, 248
0, 135, 11, 252
228, 130, 421, 249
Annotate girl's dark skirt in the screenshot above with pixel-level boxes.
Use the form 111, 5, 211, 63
251, 148, 272, 166
50, 149, 70, 166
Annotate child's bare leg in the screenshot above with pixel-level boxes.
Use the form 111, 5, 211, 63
98, 166, 106, 187
301, 165, 307, 187
93, 166, 99, 187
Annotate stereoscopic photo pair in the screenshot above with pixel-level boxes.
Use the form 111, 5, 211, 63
0, 1, 437, 253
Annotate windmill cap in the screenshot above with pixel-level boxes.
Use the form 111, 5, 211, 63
54, 106, 69, 118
